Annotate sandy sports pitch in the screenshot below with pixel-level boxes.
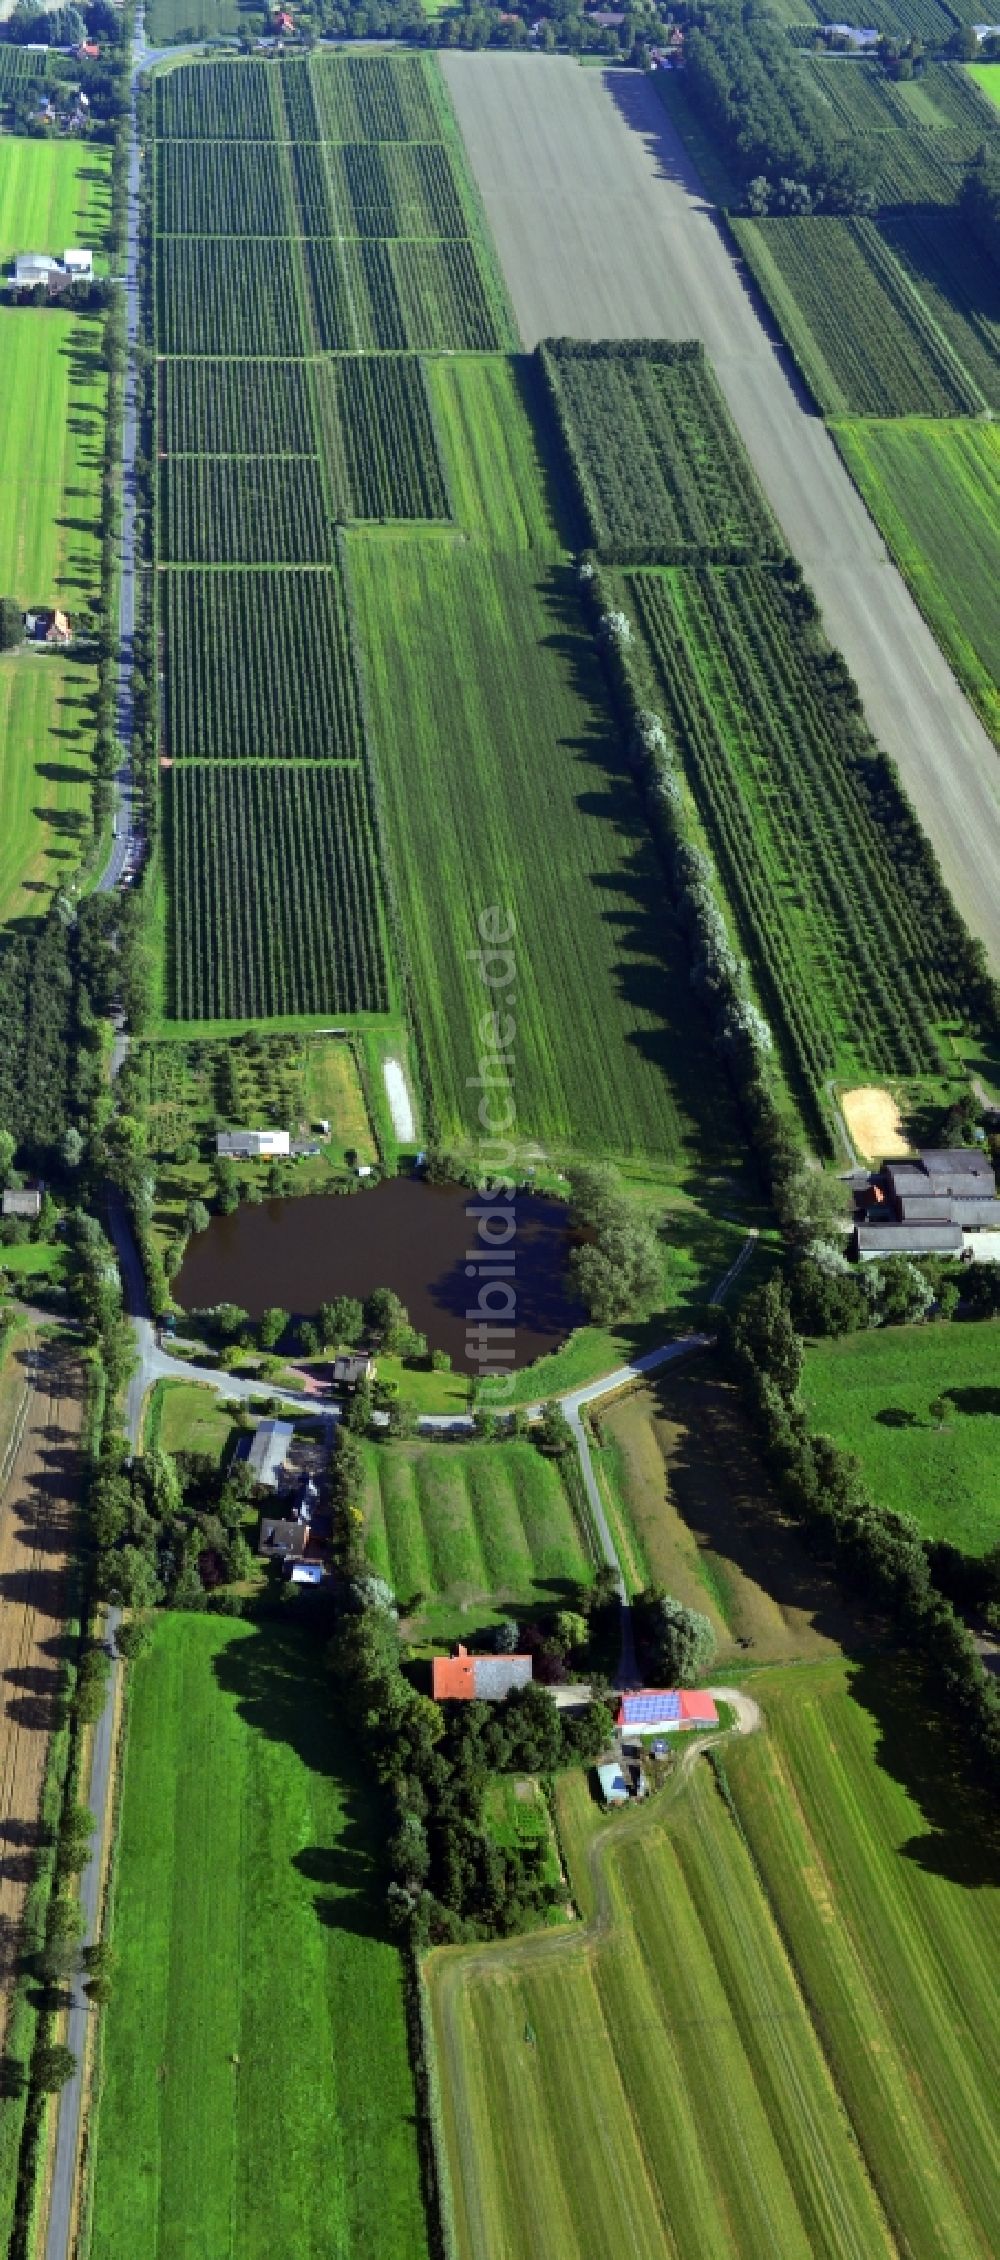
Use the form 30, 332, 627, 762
444, 54, 1000, 973
0, 1329, 81, 2032
840, 1086, 911, 1161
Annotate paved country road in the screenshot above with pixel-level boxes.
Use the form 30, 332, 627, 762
443, 53, 1000, 970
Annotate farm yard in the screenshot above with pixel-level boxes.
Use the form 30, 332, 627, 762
834, 419, 1000, 747
430, 1662, 1000, 2260
87, 1616, 429, 2260
803, 1323, 1000, 1554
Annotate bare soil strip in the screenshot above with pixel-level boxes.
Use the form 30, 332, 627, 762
0, 1333, 81, 2037
443, 54, 1000, 969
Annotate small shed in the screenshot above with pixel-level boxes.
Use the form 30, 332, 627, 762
64, 248, 94, 278
2, 1189, 41, 1220
332, 1353, 376, 1387
247, 1418, 295, 1490
288, 1560, 322, 1586
597, 1761, 629, 1806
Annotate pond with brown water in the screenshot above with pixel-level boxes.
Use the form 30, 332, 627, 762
175, 1179, 585, 1375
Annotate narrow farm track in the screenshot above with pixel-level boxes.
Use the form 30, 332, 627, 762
0, 1336, 81, 2037
443, 54, 1000, 969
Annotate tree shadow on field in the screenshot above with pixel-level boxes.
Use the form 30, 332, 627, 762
644, 1358, 1000, 1890
212, 1621, 394, 1942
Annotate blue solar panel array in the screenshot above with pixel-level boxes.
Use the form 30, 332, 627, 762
621, 1691, 681, 1724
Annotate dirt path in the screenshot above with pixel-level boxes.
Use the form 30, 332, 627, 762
0, 1332, 81, 2036
443, 54, 1000, 969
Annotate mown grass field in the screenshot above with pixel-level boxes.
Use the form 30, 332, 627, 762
430, 1661, 1000, 2260
969, 61, 1000, 111
833, 418, 1000, 746
0, 137, 110, 263
361, 1437, 593, 1634
0, 311, 105, 605
88, 1615, 428, 2260
348, 525, 736, 1164
803, 1322, 1000, 1553
0, 656, 93, 928
147, 1378, 236, 1461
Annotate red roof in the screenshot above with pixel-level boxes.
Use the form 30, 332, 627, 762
432, 1646, 477, 1701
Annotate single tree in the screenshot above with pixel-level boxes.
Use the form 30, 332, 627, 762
258, 1306, 288, 1352
34, 2044, 77, 2093
0, 598, 23, 652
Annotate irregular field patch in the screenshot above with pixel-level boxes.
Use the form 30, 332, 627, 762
803, 1321, 1000, 1553
88, 1616, 429, 2260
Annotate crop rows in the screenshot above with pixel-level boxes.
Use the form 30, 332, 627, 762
161, 358, 316, 456
169, 763, 388, 1021
323, 143, 467, 239
310, 53, 443, 145
626, 566, 966, 1090
157, 236, 306, 357
156, 139, 290, 237
164, 569, 363, 762
160, 456, 331, 565
882, 207, 1000, 409
314, 358, 449, 521
154, 61, 280, 141
541, 340, 782, 562
0, 50, 44, 86
733, 215, 981, 416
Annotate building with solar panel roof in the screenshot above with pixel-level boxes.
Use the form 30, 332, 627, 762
616, 1690, 718, 1734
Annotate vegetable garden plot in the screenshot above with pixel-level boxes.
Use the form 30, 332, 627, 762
164, 569, 364, 763
391, 238, 508, 351
156, 138, 292, 238
154, 61, 280, 141
156, 236, 307, 357
159, 455, 331, 565
162, 358, 316, 456
541, 340, 782, 563
625, 566, 972, 1096
314, 357, 450, 521
310, 53, 443, 144
732, 215, 981, 416
169, 764, 389, 1023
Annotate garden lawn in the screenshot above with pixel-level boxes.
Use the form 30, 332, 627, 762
347, 531, 737, 1164
0, 137, 110, 264
361, 1438, 593, 1635
148, 1379, 236, 1461
0, 310, 105, 606
803, 1322, 1000, 1554
0, 657, 93, 928
88, 1616, 428, 2260
833, 418, 1000, 745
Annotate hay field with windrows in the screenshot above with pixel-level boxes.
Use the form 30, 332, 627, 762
429, 1661, 1000, 2260
88, 1616, 429, 2260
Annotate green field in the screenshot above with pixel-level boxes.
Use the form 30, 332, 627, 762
0, 311, 105, 606
88, 1615, 429, 2260
429, 1660, 1000, 2260
834, 418, 1000, 746
147, 1379, 236, 1461
0, 656, 93, 928
348, 519, 735, 1162
145, 0, 243, 40
0, 136, 110, 263
361, 1437, 594, 1634
969, 62, 1000, 111
804, 1321, 1000, 1553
